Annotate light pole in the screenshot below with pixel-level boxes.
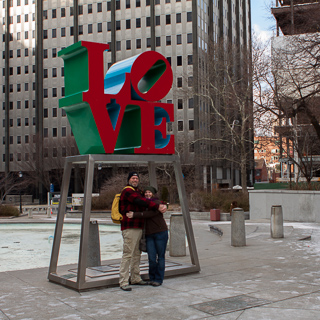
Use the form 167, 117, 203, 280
231, 120, 239, 188
19, 171, 23, 213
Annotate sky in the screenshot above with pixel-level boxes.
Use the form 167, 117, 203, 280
251, 0, 276, 42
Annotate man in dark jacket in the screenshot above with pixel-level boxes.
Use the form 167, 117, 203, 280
119, 172, 167, 291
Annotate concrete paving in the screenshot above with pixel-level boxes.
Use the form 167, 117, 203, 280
1, 215, 320, 319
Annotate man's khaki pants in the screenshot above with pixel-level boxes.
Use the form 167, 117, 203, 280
119, 228, 143, 287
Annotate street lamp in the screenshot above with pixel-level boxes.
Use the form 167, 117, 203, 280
18, 171, 23, 213
231, 120, 239, 188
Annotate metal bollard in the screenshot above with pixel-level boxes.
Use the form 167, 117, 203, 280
28, 208, 33, 219
169, 213, 186, 257
271, 205, 284, 238
87, 220, 101, 267
231, 208, 246, 247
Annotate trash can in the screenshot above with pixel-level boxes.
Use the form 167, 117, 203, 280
210, 209, 220, 221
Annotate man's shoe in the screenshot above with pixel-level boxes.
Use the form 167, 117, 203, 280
120, 285, 132, 291
132, 280, 149, 285
151, 281, 161, 286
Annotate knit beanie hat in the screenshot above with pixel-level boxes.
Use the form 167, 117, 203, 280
144, 186, 157, 195
127, 171, 139, 182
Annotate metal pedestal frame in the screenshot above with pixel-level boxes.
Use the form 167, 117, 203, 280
48, 154, 200, 291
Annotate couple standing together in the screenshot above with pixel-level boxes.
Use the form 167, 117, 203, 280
119, 172, 168, 291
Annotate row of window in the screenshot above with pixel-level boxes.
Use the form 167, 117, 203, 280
168, 119, 194, 132
2, 84, 64, 97
5, 127, 68, 145
3, 66, 63, 78
3, 47, 59, 60
3, 146, 76, 162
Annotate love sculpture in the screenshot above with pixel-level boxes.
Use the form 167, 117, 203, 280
48, 41, 200, 291
59, 41, 174, 155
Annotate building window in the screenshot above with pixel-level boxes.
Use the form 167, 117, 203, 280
52, 68, 57, 77
25, 118, 29, 126
17, 84, 21, 92
178, 121, 183, 131
177, 77, 182, 87
43, 30, 47, 39
43, 49, 47, 58
88, 24, 93, 33
17, 101, 21, 109
79, 5, 83, 14
136, 18, 141, 28
116, 41, 121, 51
116, 0, 120, 9
146, 17, 150, 27
98, 23, 102, 32
136, 39, 141, 49
187, 12, 192, 22
17, 118, 21, 126
25, 135, 29, 143
97, 2, 102, 12
43, 10, 47, 19
44, 148, 48, 158
61, 27, 66, 37
107, 22, 111, 31
178, 99, 183, 109
166, 14, 171, 24
167, 57, 171, 65
53, 128, 57, 137
146, 38, 151, 48
44, 108, 48, 118
189, 120, 194, 130
25, 13, 28, 22
177, 56, 182, 66
52, 48, 57, 58
17, 49, 21, 57
188, 55, 193, 65
25, 31, 29, 39
53, 148, 58, 157
44, 88, 48, 98
52, 8, 56, 18
166, 36, 171, 46
177, 34, 182, 45
52, 29, 56, 38
126, 0, 130, 8
44, 69, 48, 78
156, 16, 160, 25
17, 136, 21, 144
188, 76, 193, 87
79, 25, 83, 35
116, 20, 120, 30
156, 37, 161, 47
61, 8, 66, 17
126, 19, 131, 29
126, 40, 131, 50
88, 4, 92, 13
188, 98, 194, 108
136, 0, 140, 7
52, 88, 57, 97
70, 26, 74, 35
62, 127, 66, 137
187, 33, 192, 43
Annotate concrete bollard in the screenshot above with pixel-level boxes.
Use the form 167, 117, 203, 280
28, 208, 33, 219
271, 205, 284, 238
87, 220, 101, 267
231, 208, 246, 247
169, 213, 186, 257
46, 207, 52, 218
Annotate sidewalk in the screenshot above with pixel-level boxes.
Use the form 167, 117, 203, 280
1, 217, 320, 319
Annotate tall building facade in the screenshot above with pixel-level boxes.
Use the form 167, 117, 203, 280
1, 0, 252, 195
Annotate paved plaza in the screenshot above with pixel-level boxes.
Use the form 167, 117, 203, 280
1, 215, 320, 319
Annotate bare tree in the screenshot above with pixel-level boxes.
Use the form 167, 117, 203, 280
192, 40, 255, 194
253, 30, 320, 187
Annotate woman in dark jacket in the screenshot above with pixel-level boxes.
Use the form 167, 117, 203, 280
126, 186, 168, 286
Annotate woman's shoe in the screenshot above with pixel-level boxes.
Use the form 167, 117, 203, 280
151, 281, 161, 286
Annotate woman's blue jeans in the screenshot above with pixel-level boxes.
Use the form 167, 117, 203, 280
146, 230, 168, 284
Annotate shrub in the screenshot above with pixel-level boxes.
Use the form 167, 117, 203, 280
188, 190, 249, 212
0, 205, 20, 217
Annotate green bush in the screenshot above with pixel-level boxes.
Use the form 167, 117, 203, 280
0, 205, 20, 217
